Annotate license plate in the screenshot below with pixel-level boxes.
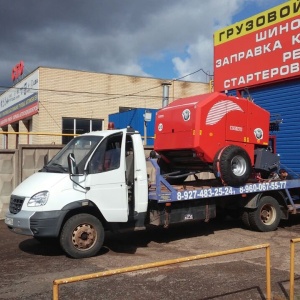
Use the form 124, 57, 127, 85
5, 217, 13, 226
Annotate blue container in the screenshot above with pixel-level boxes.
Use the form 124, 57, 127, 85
109, 108, 158, 146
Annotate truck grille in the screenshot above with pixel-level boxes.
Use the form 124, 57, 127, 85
9, 195, 25, 214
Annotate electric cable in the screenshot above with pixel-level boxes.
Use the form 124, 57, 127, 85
0, 67, 213, 102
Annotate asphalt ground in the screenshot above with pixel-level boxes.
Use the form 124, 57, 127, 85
1, 215, 300, 300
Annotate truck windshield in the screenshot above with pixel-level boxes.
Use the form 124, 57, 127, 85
41, 135, 103, 173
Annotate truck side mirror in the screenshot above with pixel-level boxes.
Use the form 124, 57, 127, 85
44, 154, 48, 165
67, 153, 77, 175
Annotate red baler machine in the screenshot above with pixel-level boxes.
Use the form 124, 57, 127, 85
154, 92, 279, 186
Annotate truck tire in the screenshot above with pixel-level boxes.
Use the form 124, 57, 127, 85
248, 196, 281, 232
60, 213, 104, 259
241, 210, 251, 229
213, 145, 251, 186
166, 174, 188, 185
158, 157, 187, 185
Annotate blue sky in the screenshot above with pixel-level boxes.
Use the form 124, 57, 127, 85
0, 0, 290, 90
233, 0, 287, 22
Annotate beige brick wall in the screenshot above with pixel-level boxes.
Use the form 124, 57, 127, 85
1, 67, 210, 147
7, 124, 17, 149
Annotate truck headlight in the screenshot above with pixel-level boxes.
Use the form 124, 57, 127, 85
27, 191, 49, 207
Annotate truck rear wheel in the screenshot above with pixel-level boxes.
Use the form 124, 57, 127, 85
248, 196, 281, 232
60, 213, 104, 259
213, 145, 251, 186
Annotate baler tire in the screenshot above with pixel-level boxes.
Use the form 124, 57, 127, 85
60, 213, 104, 259
248, 196, 281, 232
213, 145, 251, 186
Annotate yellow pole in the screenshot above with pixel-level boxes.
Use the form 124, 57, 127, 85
0, 131, 78, 137
266, 245, 271, 300
0, 131, 155, 139
289, 237, 300, 300
53, 283, 59, 300
290, 239, 295, 300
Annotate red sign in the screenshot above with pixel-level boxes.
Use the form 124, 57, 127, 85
12, 61, 24, 82
0, 101, 38, 127
214, 0, 300, 91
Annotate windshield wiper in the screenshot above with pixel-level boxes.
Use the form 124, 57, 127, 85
51, 163, 68, 172
39, 163, 68, 173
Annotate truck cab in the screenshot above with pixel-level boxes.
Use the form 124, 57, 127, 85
5, 127, 148, 258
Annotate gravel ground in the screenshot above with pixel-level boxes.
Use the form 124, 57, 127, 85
1, 215, 300, 300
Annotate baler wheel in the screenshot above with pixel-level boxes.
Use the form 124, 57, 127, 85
213, 145, 251, 186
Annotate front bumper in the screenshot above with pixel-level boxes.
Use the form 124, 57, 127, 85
5, 210, 34, 235
5, 210, 67, 237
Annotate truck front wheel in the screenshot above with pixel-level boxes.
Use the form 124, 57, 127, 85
60, 213, 104, 259
248, 196, 281, 232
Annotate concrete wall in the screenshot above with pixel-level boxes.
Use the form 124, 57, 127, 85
0, 149, 17, 220
0, 145, 63, 220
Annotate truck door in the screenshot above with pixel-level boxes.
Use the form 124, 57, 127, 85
85, 131, 128, 222
130, 134, 148, 215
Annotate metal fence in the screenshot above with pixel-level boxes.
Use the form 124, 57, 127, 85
290, 238, 300, 300
53, 244, 271, 300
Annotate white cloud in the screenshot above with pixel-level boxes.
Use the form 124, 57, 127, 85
172, 37, 214, 82
170, 0, 244, 82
